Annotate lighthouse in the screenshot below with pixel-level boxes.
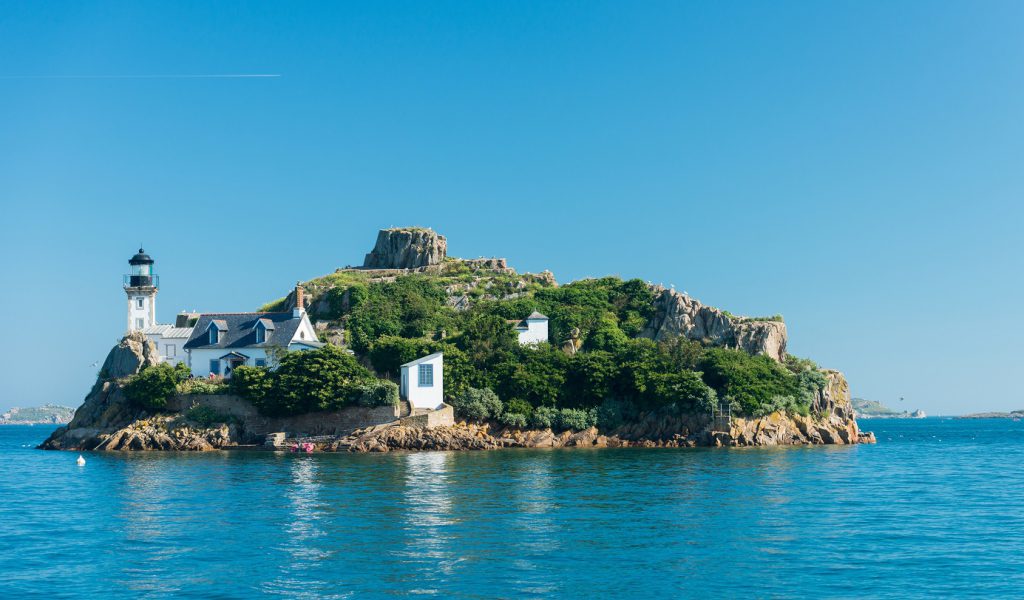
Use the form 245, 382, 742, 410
124, 248, 159, 332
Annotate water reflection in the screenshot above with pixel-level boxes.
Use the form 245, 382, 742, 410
266, 456, 339, 599
395, 451, 458, 589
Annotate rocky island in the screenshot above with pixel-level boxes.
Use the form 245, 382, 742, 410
42, 227, 874, 453
2, 404, 75, 425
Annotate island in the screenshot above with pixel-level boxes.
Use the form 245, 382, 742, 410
2, 404, 75, 425
852, 398, 926, 419
42, 228, 875, 452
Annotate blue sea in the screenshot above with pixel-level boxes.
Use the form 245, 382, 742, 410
2, 419, 1023, 599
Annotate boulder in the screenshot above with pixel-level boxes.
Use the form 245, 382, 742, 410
363, 227, 447, 269
641, 285, 787, 362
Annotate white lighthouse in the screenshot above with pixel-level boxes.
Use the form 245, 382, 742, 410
124, 248, 158, 332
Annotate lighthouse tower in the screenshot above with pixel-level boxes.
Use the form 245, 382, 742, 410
124, 248, 158, 332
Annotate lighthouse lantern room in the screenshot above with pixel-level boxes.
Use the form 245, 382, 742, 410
125, 248, 159, 332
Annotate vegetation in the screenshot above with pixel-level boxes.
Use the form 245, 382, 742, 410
123, 363, 190, 411
185, 404, 230, 427
176, 377, 229, 395
253, 270, 830, 424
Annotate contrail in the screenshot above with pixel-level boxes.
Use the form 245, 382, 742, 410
0, 74, 281, 80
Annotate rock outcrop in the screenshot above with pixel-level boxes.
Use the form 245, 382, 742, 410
363, 227, 447, 269
641, 285, 787, 362
40, 332, 160, 450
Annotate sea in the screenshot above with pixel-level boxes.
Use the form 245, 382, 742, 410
1, 418, 1022, 599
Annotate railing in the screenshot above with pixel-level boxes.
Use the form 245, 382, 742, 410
124, 274, 160, 288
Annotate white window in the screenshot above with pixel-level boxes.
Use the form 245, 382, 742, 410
135, 318, 145, 329
165, 344, 176, 357
300, 331, 306, 340
418, 364, 433, 387
136, 297, 145, 309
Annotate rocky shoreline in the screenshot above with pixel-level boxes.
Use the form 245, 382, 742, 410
41, 332, 874, 454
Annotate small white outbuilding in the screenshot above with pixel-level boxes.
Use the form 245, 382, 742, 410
513, 311, 549, 345
400, 352, 444, 410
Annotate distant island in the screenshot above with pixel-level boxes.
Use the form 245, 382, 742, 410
852, 398, 926, 419
2, 404, 75, 425
959, 410, 1024, 419
42, 227, 875, 452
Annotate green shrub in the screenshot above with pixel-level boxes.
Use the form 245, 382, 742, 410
451, 387, 502, 421
504, 398, 534, 420
531, 406, 558, 429
262, 345, 374, 416
557, 407, 597, 431
185, 404, 230, 427
596, 398, 636, 431
753, 395, 810, 417
498, 411, 528, 428
355, 379, 400, 407
698, 348, 801, 417
177, 378, 229, 395
123, 363, 187, 411
231, 365, 273, 406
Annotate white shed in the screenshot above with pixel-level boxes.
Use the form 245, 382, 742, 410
400, 352, 444, 410
514, 311, 549, 345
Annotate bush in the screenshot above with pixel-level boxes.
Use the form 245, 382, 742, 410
753, 395, 810, 418
185, 404, 230, 427
451, 387, 502, 421
531, 406, 558, 429
230, 365, 273, 407
504, 398, 534, 420
123, 363, 187, 411
596, 398, 636, 431
177, 378, 229, 395
557, 407, 597, 431
355, 379, 400, 407
498, 411, 528, 428
266, 345, 374, 416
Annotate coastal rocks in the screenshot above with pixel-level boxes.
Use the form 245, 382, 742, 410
363, 227, 447, 269
641, 285, 787, 362
39, 332, 159, 450
87, 417, 234, 451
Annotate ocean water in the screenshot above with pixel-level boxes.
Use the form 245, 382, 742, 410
2, 419, 1023, 599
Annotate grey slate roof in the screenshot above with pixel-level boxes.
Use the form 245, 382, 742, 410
183, 312, 308, 350
526, 311, 549, 320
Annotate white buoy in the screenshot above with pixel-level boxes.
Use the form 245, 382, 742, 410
76, 455, 86, 466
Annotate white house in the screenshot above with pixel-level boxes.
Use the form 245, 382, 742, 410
119, 249, 323, 375
511, 311, 549, 345
400, 352, 444, 410
140, 324, 194, 367
182, 296, 322, 378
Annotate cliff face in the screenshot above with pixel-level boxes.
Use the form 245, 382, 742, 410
363, 227, 447, 269
641, 285, 787, 362
40, 332, 159, 449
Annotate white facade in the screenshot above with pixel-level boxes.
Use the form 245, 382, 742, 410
515, 312, 549, 345
186, 312, 321, 378
141, 325, 194, 366
400, 352, 444, 410
126, 289, 157, 332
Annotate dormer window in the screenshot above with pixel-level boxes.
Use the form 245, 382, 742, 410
207, 320, 227, 345
254, 318, 274, 344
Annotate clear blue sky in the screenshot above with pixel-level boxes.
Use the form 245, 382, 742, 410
1, 1, 1021, 415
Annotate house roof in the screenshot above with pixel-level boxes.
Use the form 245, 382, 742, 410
140, 324, 195, 339
183, 312, 307, 350
525, 311, 549, 320
401, 351, 443, 368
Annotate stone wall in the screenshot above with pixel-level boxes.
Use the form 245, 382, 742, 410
167, 394, 405, 438
398, 404, 455, 429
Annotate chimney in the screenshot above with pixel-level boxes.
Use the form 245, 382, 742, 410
292, 282, 306, 319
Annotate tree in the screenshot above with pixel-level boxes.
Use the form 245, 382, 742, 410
267, 345, 374, 416
123, 363, 187, 411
